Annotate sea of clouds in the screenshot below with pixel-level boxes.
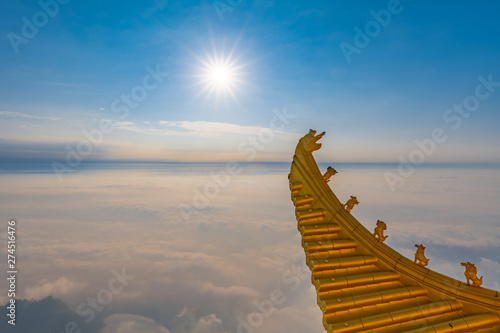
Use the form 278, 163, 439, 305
0, 163, 498, 333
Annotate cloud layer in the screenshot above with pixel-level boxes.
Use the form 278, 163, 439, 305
0, 165, 499, 333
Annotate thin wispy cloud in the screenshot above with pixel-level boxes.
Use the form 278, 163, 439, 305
112, 121, 214, 138
113, 120, 299, 140
158, 120, 285, 136
0, 111, 61, 121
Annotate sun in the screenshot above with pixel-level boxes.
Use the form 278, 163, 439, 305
208, 63, 234, 87
200, 57, 240, 98
194, 48, 248, 105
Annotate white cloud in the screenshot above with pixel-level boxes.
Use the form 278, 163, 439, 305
177, 306, 189, 318
0, 111, 61, 121
199, 281, 261, 299
113, 120, 299, 140
1, 167, 498, 332
113, 121, 213, 138
389, 222, 500, 249
114, 121, 135, 127
159, 120, 288, 136
100, 314, 170, 333
478, 258, 500, 290
192, 314, 228, 333
24, 277, 84, 301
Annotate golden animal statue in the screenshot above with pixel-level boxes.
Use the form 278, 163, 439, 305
322, 166, 338, 183
301, 129, 325, 154
343, 196, 359, 213
414, 244, 429, 267
461, 262, 483, 287
373, 220, 388, 243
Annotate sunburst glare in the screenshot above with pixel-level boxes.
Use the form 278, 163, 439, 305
194, 47, 248, 106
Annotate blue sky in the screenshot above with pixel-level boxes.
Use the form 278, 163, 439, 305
1, 0, 500, 163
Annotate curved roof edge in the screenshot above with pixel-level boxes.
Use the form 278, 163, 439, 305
289, 130, 500, 332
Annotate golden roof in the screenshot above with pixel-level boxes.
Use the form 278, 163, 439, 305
289, 130, 500, 333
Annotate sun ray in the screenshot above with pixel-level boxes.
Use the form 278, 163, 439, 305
191, 42, 251, 109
